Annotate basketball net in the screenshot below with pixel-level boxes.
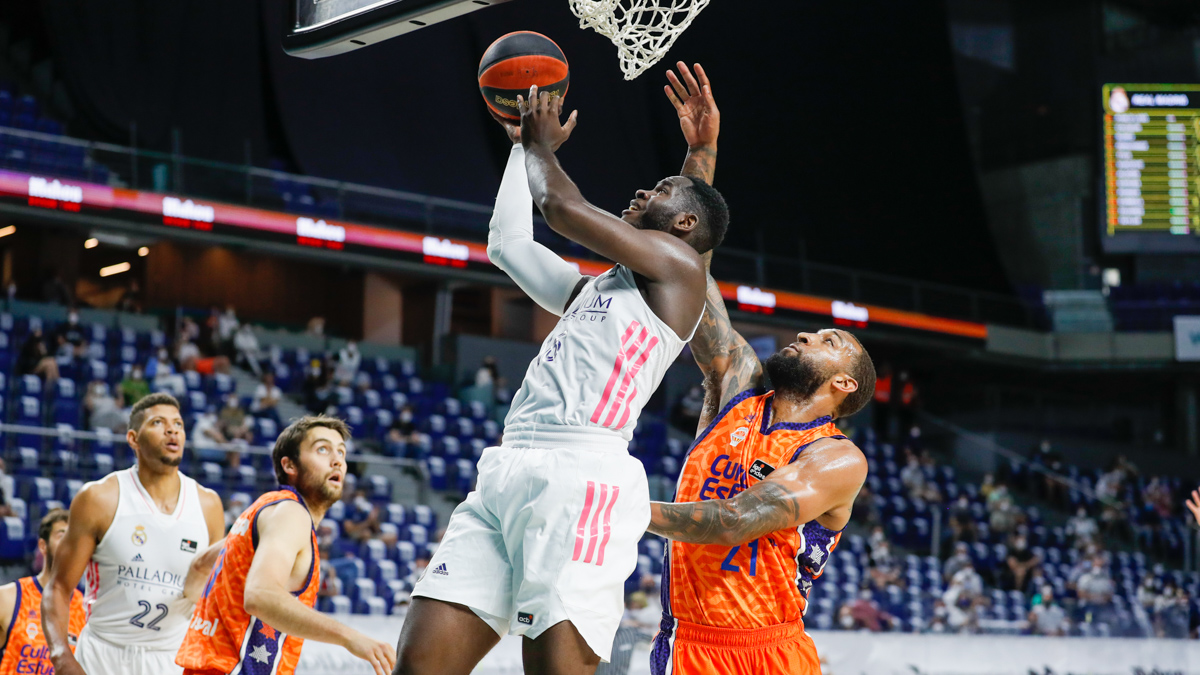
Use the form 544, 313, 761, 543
569, 0, 711, 80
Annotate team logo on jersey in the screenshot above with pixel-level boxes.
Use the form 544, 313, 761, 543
432, 563, 448, 576
180, 539, 199, 553
729, 426, 749, 447
131, 525, 148, 546
544, 332, 566, 362
25, 621, 38, 641
748, 459, 775, 481
131, 553, 144, 562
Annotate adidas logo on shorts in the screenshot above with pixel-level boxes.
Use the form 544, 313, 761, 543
131, 553, 144, 562
432, 563, 449, 576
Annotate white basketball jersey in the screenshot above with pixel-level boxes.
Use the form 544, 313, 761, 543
82, 467, 210, 650
505, 264, 698, 447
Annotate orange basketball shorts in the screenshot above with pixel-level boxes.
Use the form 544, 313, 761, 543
649, 618, 820, 675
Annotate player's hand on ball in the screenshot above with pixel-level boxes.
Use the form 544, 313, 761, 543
665, 62, 718, 149
345, 630, 397, 675
488, 108, 522, 144
519, 84, 578, 152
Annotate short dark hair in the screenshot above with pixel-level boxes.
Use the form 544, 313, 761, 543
835, 341, 877, 419
129, 392, 181, 430
680, 177, 730, 254
272, 415, 351, 486
38, 508, 68, 542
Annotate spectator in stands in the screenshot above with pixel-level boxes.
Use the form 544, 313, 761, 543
53, 309, 87, 359
251, 371, 283, 424
979, 473, 998, 502
943, 541, 973, 582
899, 450, 925, 497
1076, 555, 1116, 628
943, 564, 986, 633
317, 559, 344, 601
303, 360, 333, 414
217, 304, 240, 352
1154, 583, 1193, 638
1143, 477, 1174, 519
306, 316, 326, 338
839, 589, 896, 632
41, 272, 73, 306
192, 405, 230, 463
217, 393, 253, 445
895, 369, 919, 433
223, 492, 250, 531
146, 346, 186, 396
474, 355, 499, 387
84, 380, 124, 431
672, 384, 705, 433
0, 459, 12, 516
117, 281, 142, 313
1029, 438, 1065, 503
1002, 533, 1040, 592
853, 483, 881, 527
989, 496, 1020, 535
342, 489, 381, 542
179, 315, 201, 344
1067, 506, 1099, 548
386, 405, 418, 447
334, 341, 361, 384
233, 323, 263, 376
118, 364, 150, 404
18, 328, 59, 382
1028, 586, 1068, 636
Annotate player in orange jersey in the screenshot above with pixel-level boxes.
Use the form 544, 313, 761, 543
0, 509, 86, 675
176, 416, 395, 675
645, 246, 875, 672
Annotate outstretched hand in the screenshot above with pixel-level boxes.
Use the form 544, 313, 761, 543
665, 62, 718, 149
1187, 488, 1200, 528
519, 85, 578, 153
488, 109, 522, 144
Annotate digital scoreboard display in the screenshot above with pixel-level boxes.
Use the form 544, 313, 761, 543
1102, 84, 1200, 253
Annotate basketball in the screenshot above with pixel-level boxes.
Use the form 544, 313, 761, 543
478, 31, 570, 121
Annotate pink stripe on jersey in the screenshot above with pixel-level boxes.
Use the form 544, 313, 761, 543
600, 331, 657, 425
572, 482, 596, 562
596, 327, 650, 427
590, 322, 644, 425
595, 486, 620, 566
584, 484, 609, 564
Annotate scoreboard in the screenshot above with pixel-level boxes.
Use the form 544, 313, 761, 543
1102, 84, 1200, 253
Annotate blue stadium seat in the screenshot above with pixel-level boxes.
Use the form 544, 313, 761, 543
0, 518, 25, 561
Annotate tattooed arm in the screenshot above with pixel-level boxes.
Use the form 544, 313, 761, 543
690, 255, 764, 432
648, 438, 867, 546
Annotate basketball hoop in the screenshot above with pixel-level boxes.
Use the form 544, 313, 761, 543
569, 0, 711, 80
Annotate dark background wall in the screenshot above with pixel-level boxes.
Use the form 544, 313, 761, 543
19, 0, 1011, 292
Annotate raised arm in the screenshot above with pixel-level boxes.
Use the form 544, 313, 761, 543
486, 116, 588, 316
690, 257, 764, 432
243, 501, 395, 675
519, 87, 705, 293
648, 438, 866, 546
44, 480, 117, 675
666, 62, 719, 185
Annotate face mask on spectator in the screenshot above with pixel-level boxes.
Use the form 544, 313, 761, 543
132, 368, 143, 380
400, 410, 414, 424
68, 312, 79, 325
839, 614, 855, 629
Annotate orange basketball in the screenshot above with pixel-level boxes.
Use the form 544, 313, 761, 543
478, 31, 569, 121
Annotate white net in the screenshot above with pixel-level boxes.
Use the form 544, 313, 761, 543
569, 0, 712, 81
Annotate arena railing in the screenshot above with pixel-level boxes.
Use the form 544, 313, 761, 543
0, 421, 433, 505
0, 125, 1035, 329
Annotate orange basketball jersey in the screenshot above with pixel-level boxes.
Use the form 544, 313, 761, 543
176, 486, 320, 675
661, 390, 845, 631
0, 576, 86, 675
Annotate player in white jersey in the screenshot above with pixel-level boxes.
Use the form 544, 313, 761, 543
43, 393, 227, 675
399, 63, 726, 675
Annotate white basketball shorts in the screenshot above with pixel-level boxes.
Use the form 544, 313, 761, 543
412, 443, 650, 662
75, 625, 183, 675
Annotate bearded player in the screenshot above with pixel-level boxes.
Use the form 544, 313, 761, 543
43, 393, 226, 675
397, 63, 724, 675
176, 415, 395, 675
646, 264, 875, 669
0, 509, 86, 675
